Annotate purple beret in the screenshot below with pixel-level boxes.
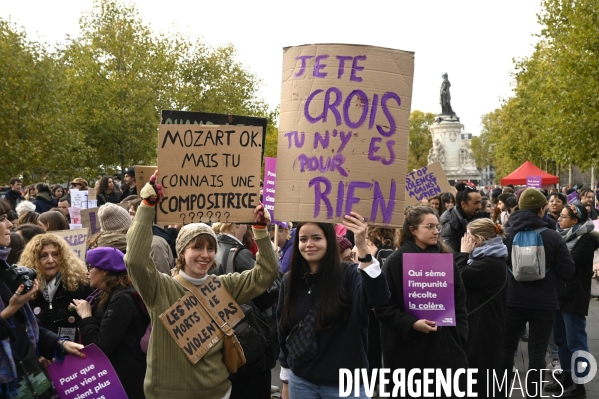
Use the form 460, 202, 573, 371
86, 247, 126, 273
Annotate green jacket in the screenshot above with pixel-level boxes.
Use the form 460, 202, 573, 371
125, 205, 279, 399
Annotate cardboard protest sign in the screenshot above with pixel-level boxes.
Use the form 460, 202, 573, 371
161, 110, 268, 159
402, 253, 456, 326
405, 162, 452, 206
263, 157, 277, 221
87, 188, 97, 201
135, 165, 158, 196
48, 344, 128, 399
276, 44, 414, 227
53, 228, 88, 262
81, 208, 101, 237
159, 275, 243, 364
157, 124, 264, 224
526, 175, 542, 188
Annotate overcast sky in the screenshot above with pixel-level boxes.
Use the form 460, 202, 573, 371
4, 1, 543, 135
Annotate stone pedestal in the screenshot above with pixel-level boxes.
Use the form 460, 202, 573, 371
427, 115, 481, 184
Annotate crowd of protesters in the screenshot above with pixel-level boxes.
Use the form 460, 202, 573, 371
1, 168, 598, 399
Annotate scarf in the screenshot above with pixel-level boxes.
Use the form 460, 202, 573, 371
179, 270, 209, 286
86, 288, 104, 309
0, 248, 10, 262
42, 272, 62, 303
557, 219, 595, 252
468, 236, 508, 265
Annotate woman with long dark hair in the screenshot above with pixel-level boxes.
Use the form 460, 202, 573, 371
376, 206, 469, 396
277, 213, 390, 399
97, 176, 119, 206
438, 192, 456, 218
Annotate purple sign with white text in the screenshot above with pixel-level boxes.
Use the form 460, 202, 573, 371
568, 191, 578, 204
526, 175, 542, 188
48, 344, 128, 399
402, 253, 456, 326
263, 157, 277, 221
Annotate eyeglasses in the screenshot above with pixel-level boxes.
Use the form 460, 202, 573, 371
414, 223, 442, 231
86, 264, 95, 272
558, 215, 570, 219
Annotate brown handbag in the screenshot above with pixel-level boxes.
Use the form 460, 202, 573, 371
173, 275, 246, 373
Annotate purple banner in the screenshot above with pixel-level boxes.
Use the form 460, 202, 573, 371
263, 157, 277, 221
402, 253, 456, 326
567, 191, 578, 204
48, 344, 128, 399
526, 175, 542, 188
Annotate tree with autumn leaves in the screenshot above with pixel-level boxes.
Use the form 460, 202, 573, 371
474, 0, 599, 180
0, 0, 276, 184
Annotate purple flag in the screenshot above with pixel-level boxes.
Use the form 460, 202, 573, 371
402, 253, 456, 326
48, 344, 128, 399
263, 157, 277, 221
526, 175, 542, 188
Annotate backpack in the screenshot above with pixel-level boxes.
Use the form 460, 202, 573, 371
510, 227, 550, 281
129, 290, 152, 353
375, 245, 394, 267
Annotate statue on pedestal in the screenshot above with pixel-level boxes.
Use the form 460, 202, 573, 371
427, 138, 445, 165
460, 143, 475, 166
439, 73, 455, 116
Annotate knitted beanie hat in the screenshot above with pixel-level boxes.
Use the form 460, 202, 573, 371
518, 188, 548, 211
336, 235, 353, 252
176, 223, 218, 256
98, 203, 131, 233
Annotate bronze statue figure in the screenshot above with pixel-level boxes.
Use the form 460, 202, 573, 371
439, 73, 455, 115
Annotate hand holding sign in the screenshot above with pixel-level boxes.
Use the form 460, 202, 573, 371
141, 170, 164, 205
61, 340, 86, 359
253, 203, 270, 227
413, 319, 438, 334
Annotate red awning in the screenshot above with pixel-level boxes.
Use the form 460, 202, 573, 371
500, 160, 559, 186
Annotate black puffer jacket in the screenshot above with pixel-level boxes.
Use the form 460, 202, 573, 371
504, 209, 575, 310
440, 206, 471, 253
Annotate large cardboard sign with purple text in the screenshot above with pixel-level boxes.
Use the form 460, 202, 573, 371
157, 125, 264, 225
276, 44, 414, 227
402, 253, 456, 326
405, 162, 452, 206
48, 344, 127, 399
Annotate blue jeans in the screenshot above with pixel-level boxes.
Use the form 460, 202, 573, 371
553, 310, 588, 373
289, 370, 369, 399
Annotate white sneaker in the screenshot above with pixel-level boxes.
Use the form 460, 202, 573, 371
548, 359, 562, 375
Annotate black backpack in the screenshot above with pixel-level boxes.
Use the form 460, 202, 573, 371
375, 245, 394, 267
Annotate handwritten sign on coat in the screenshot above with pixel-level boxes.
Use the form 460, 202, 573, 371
47, 344, 128, 399
157, 125, 264, 224
53, 229, 88, 262
405, 162, 453, 205
159, 276, 244, 364
276, 44, 414, 227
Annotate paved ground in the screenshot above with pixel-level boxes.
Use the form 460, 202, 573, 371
270, 300, 599, 398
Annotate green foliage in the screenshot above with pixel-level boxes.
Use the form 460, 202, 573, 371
407, 110, 435, 171
485, 0, 599, 180
0, 0, 275, 184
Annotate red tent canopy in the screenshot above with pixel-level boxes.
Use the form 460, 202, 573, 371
500, 160, 559, 186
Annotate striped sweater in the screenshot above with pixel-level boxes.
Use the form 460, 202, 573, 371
125, 205, 278, 399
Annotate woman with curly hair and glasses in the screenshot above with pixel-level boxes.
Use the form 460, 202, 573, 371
70, 247, 150, 399
20, 234, 92, 342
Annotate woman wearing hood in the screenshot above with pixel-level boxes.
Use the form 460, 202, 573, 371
455, 218, 508, 397
33, 183, 57, 214
545, 203, 599, 398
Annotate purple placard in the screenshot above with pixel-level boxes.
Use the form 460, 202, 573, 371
526, 175, 542, 188
48, 344, 128, 399
263, 157, 277, 221
568, 191, 578, 204
402, 253, 456, 326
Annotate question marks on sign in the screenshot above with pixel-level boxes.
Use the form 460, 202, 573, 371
180, 213, 186, 224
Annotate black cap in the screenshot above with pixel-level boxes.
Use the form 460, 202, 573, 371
124, 167, 135, 178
